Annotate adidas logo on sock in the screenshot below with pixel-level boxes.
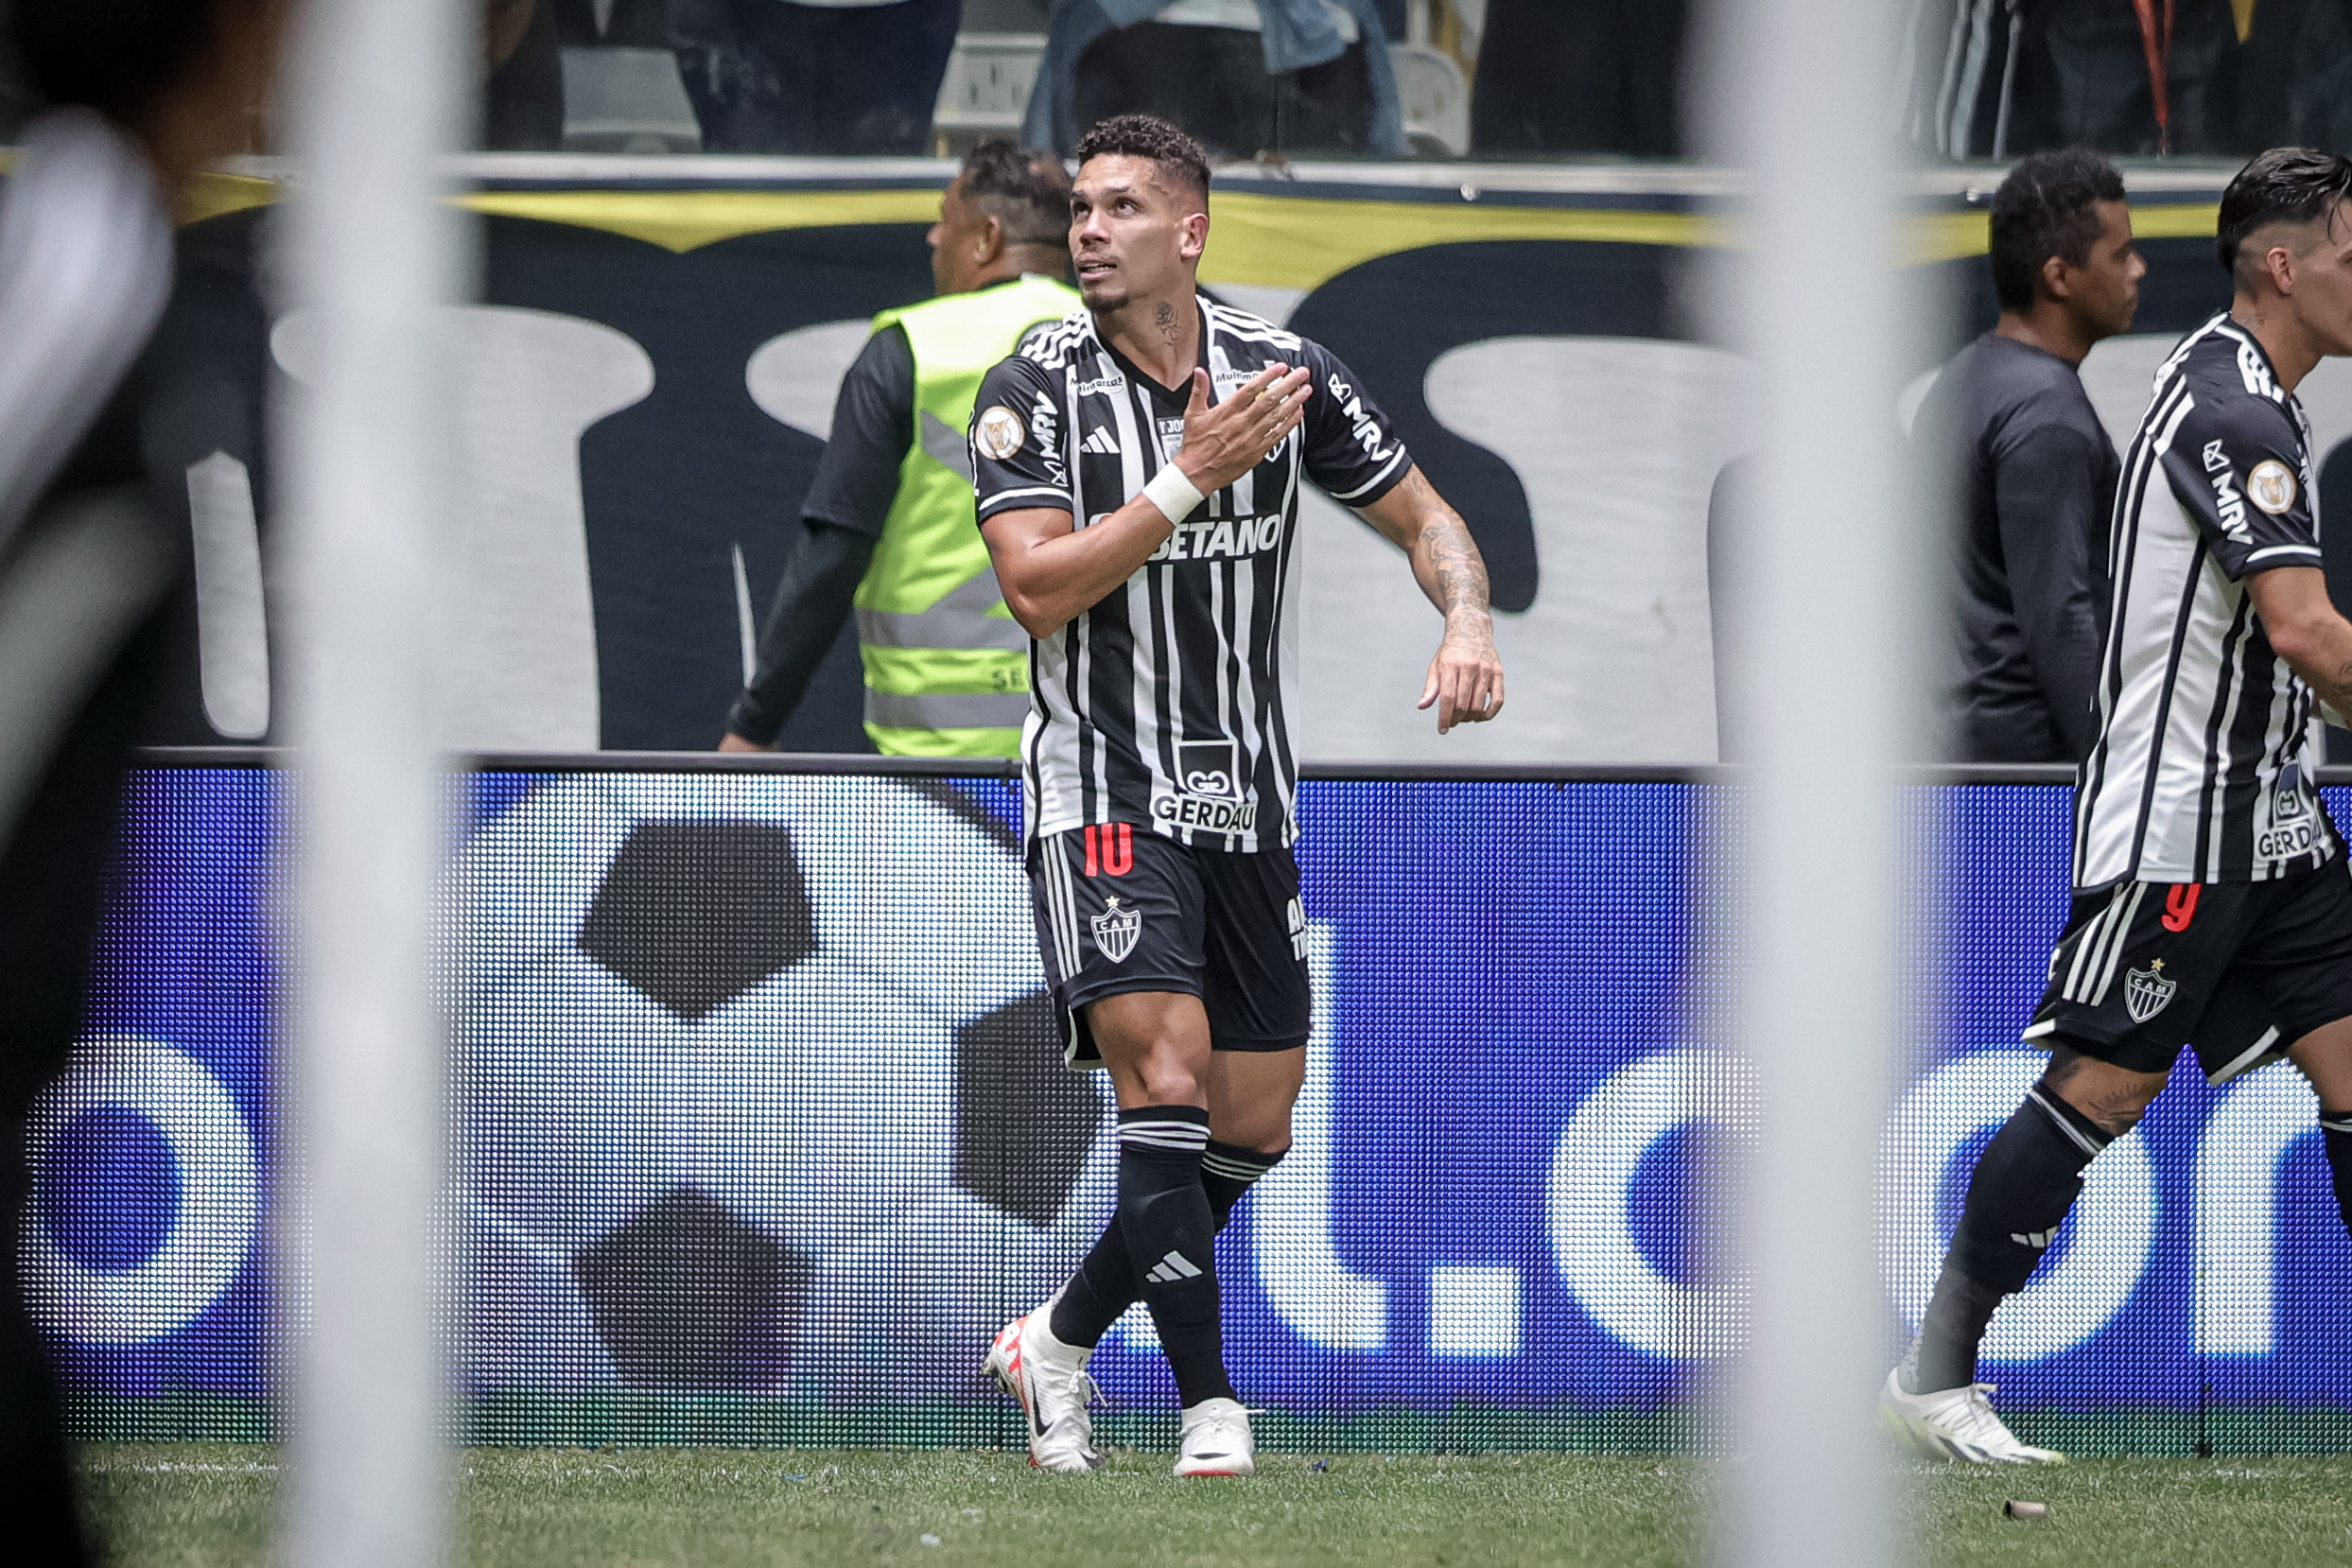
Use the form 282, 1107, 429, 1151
1081, 427, 1121, 455
1144, 1250, 1203, 1283
2012, 1228, 2059, 1248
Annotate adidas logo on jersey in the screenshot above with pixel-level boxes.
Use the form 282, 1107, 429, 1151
2011, 1228, 2060, 1249
1144, 1250, 1204, 1283
1081, 427, 1121, 455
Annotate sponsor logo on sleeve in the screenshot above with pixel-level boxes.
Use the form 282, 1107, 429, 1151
2249, 459, 2299, 515
976, 405, 1026, 461
2203, 440, 2251, 542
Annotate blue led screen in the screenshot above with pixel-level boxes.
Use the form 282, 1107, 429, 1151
26, 769, 2352, 1453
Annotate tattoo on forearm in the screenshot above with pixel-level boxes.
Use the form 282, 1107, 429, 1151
2325, 662, 2352, 716
1423, 512, 1490, 622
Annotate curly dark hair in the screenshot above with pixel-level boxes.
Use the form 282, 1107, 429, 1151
960, 138, 1072, 249
2218, 147, 2352, 285
1075, 113, 1211, 203
1987, 148, 2126, 312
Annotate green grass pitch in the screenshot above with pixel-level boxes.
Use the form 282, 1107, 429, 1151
78, 1444, 2352, 1568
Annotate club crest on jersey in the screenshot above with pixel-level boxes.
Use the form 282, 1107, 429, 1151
2250, 459, 2299, 515
2123, 959, 2177, 1024
1091, 897, 1141, 964
975, 405, 1025, 461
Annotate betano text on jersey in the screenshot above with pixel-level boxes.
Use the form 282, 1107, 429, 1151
969, 299, 1411, 852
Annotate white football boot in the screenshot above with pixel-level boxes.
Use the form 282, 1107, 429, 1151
983, 1309, 1105, 1472
1880, 1368, 2065, 1464
1174, 1397, 1256, 1478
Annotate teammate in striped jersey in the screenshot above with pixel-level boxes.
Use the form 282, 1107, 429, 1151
971, 115, 1506, 1477
1885, 148, 2352, 1464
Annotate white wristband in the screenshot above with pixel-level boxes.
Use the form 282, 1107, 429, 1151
1141, 462, 1205, 525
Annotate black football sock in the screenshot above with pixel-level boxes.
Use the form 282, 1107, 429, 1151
2319, 1110, 2352, 1237
1905, 1080, 2110, 1394
1105, 1106, 1233, 1405
1049, 1140, 1286, 1351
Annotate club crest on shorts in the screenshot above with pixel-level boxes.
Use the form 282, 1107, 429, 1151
1091, 896, 1141, 964
2123, 958, 2176, 1023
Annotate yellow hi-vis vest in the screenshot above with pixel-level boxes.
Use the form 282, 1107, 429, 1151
859, 273, 1079, 758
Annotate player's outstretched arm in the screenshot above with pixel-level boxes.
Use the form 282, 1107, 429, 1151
1354, 465, 1505, 732
2247, 566, 2352, 722
983, 363, 1310, 638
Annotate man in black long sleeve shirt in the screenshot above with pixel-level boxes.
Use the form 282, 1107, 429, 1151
720, 326, 913, 747
1921, 148, 2144, 762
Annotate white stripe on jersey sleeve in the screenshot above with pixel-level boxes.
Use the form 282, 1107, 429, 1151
1326, 444, 1410, 504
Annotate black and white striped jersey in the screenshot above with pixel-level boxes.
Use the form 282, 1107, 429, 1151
968, 298, 1411, 851
2074, 312, 2340, 889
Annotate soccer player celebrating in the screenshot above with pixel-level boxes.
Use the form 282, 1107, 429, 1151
1883, 148, 2352, 1464
969, 113, 1505, 1477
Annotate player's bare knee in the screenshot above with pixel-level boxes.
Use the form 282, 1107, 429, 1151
1133, 1049, 1208, 1107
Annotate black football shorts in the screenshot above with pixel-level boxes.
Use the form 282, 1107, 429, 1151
1027, 822, 1312, 1068
2024, 858, 2352, 1081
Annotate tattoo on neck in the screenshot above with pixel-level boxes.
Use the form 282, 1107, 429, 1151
1155, 300, 1177, 344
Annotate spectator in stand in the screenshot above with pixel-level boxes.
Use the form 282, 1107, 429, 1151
1022, 0, 1405, 159
1472, 0, 1686, 157
2238, 0, 2352, 155
1918, 149, 2145, 764
484, 0, 563, 150
1897, 0, 2240, 159
669, 0, 962, 153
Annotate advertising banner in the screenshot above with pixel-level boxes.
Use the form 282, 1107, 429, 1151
27, 766, 2352, 1453
125, 166, 2352, 764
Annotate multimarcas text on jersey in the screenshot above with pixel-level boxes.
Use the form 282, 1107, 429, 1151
970, 298, 1411, 852
2075, 312, 2342, 888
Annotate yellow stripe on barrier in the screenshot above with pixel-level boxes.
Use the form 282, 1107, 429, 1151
455, 188, 943, 251
1199, 193, 1720, 288
1905, 202, 2217, 266
18, 167, 2215, 276
182, 171, 280, 228
2132, 203, 2222, 241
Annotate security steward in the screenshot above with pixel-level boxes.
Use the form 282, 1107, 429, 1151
722, 141, 1079, 757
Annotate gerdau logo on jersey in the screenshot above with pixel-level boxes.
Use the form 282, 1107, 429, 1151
1153, 738, 1258, 833
1146, 514, 1285, 564
2204, 440, 2251, 542
2258, 764, 2319, 860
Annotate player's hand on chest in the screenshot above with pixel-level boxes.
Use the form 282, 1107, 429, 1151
1170, 362, 1312, 497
